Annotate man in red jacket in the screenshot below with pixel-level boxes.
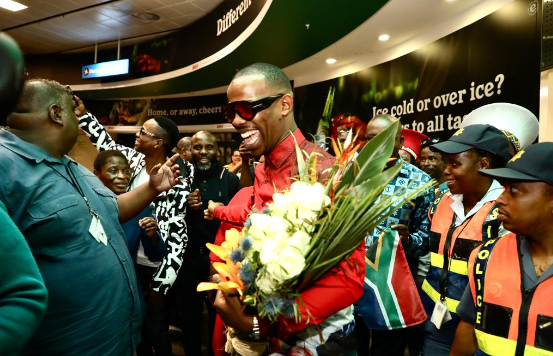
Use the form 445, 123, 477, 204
206, 63, 365, 355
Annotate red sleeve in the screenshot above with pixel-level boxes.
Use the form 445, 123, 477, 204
210, 187, 254, 264
263, 241, 365, 336
213, 204, 250, 225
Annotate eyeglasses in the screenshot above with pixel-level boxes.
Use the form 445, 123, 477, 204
140, 127, 161, 140
224, 94, 284, 123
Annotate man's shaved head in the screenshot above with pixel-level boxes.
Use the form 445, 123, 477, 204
232, 63, 292, 95
193, 130, 216, 142
174, 136, 192, 161
7, 78, 78, 159
365, 114, 403, 158
11, 79, 71, 117
177, 136, 192, 150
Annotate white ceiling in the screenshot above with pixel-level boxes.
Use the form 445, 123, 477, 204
1, 0, 516, 95
1, 0, 224, 54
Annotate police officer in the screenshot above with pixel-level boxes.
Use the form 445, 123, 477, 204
452, 142, 553, 356
420, 124, 511, 356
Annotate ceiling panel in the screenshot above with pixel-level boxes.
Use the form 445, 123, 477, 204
115, 14, 145, 26
100, 18, 129, 29
151, 19, 181, 31
95, 5, 128, 19
171, 15, 195, 27
2, 0, 224, 54
192, 0, 221, 12
172, 2, 204, 16
31, 2, 64, 16
130, 0, 165, 10
112, 1, 144, 13
61, 13, 98, 27
151, 6, 184, 20
155, 0, 190, 6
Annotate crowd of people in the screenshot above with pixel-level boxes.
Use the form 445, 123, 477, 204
1, 44, 553, 356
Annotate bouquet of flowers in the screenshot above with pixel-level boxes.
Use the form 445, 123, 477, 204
198, 120, 432, 323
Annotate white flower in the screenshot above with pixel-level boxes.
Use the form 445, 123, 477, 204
249, 214, 290, 241
290, 181, 331, 213
268, 216, 291, 235
270, 192, 297, 219
290, 182, 330, 223
266, 246, 306, 283
288, 230, 311, 255
256, 273, 278, 293
259, 238, 280, 264
248, 213, 272, 241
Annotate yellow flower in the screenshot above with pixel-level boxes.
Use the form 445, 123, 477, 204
205, 228, 241, 261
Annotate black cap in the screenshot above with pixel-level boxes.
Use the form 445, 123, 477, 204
478, 142, 553, 186
430, 124, 510, 161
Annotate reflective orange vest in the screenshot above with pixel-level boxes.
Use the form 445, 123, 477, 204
468, 233, 553, 356
421, 193, 500, 328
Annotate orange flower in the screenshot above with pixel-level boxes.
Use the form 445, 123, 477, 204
197, 228, 245, 296
197, 259, 245, 296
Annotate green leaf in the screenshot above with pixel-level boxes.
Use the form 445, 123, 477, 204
348, 162, 401, 200
338, 120, 399, 190
291, 132, 306, 179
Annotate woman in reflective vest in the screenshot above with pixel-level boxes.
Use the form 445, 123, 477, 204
419, 125, 511, 356
421, 193, 502, 348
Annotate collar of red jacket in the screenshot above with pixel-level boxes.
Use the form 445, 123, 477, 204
265, 129, 305, 169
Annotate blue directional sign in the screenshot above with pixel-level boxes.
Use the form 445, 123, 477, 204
82, 59, 129, 79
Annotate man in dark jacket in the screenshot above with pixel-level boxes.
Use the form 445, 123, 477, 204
173, 130, 240, 356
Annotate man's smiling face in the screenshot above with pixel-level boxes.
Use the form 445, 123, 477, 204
191, 132, 218, 171
227, 74, 288, 158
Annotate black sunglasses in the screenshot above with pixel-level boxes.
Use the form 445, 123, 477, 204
224, 94, 284, 122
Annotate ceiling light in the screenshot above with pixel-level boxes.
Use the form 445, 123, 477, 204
378, 34, 390, 41
445, 0, 457, 2
326, 58, 337, 64
0, 0, 27, 11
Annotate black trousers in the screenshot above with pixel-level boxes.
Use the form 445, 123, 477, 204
170, 251, 215, 356
136, 264, 173, 356
356, 313, 420, 356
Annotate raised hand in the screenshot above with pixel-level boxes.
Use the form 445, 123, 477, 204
149, 154, 181, 193
73, 94, 87, 118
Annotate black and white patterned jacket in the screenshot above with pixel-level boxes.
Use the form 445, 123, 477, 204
79, 112, 194, 295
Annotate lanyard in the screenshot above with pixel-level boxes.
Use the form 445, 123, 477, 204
45, 161, 98, 218
438, 213, 473, 301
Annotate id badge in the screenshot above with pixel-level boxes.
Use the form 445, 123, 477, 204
89, 213, 108, 246
430, 300, 452, 329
